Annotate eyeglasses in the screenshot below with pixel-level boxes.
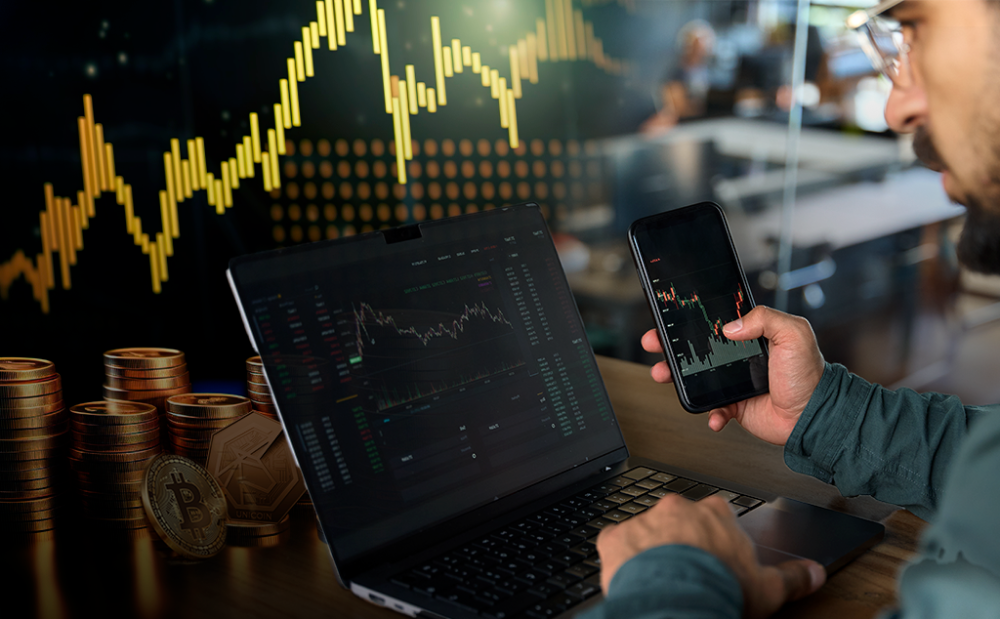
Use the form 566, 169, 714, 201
847, 0, 911, 85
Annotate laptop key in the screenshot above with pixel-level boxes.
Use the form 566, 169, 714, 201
733, 496, 763, 509
664, 478, 698, 493
553, 533, 579, 547
495, 579, 528, 595
551, 551, 582, 566
484, 592, 539, 619
648, 488, 672, 498
521, 549, 550, 563
604, 493, 632, 504
624, 467, 657, 480
583, 556, 601, 569
528, 583, 559, 598
572, 508, 601, 521
566, 563, 599, 579
729, 503, 749, 516
587, 518, 616, 530
589, 500, 615, 513
716, 491, 740, 503
435, 589, 480, 612
546, 572, 581, 589
682, 484, 719, 502
592, 483, 623, 494
602, 510, 632, 523
535, 560, 563, 575
576, 490, 607, 502
609, 476, 634, 487
634, 495, 659, 507
515, 570, 551, 585
570, 541, 597, 556
634, 479, 663, 490
569, 525, 600, 539
650, 472, 676, 483
617, 502, 647, 515
567, 581, 601, 600
619, 486, 647, 497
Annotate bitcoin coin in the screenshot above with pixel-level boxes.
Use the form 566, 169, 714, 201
141, 454, 227, 559
0, 358, 56, 382
246, 373, 268, 385
104, 348, 186, 370
106, 373, 192, 391
165, 394, 251, 418
0, 375, 62, 399
1, 411, 68, 431
245, 356, 264, 372
207, 413, 306, 524
71, 401, 158, 423
5, 422, 70, 440
105, 365, 189, 379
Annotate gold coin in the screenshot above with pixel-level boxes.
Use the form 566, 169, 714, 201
0, 358, 56, 383
0, 400, 65, 420
7, 477, 63, 491
105, 365, 189, 379
166, 412, 246, 429
141, 454, 227, 559
0, 375, 62, 399
1, 466, 62, 481
68, 446, 162, 463
0, 495, 61, 513
72, 419, 160, 436
245, 356, 264, 372
80, 491, 145, 507
208, 413, 306, 524
0, 457, 60, 472
246, 383, 271, 396
0, 487, 59, 500
106, 373, 191, 391
72, 428, 161, 445
69, 457, 159, 473
74, 469, 147, 483
103, 384, 192, 401
0, 448, 65, 462
74, 439, 162, 454
227, 514, 291, 537
0, 411, 68, 431
5, 421, 70, 440
3, 507, 61, 522
70, 401, 158, 425
0, 392, 63, 410
169, 435, 214, 450
165, 394, 251, 418
7, 518, 59, 533
0, 430, 70, 452
246, 373, 268, 385
167, 427, 218, 442
104, 348, 186, 370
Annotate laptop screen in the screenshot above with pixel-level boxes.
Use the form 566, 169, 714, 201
228, 204, 624, 562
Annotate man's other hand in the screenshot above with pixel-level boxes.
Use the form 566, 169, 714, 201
640, 306, 825, 446
596, 494, 826, 618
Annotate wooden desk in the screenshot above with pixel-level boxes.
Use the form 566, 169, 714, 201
9, 356, 922, 619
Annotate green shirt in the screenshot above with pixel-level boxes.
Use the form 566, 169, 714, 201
581, 363, 1000, 618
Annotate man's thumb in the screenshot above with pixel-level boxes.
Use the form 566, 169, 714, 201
777, 559, 826, 601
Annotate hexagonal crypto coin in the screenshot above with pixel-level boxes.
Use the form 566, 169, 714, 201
206, 413, 305, 524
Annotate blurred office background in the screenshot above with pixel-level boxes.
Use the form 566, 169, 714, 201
2, 0, 997, 404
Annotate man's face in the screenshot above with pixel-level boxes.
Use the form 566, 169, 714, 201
886, 0, 1000, 273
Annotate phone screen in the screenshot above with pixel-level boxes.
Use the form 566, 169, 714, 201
629, 202, 768, 412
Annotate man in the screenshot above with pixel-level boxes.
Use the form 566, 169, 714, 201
582, 1, 1000, 617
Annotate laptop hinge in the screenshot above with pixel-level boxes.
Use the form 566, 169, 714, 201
350, 582, 422, 617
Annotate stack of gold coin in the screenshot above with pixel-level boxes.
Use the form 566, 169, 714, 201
226, 515, 292, 547
102, 349, 192, 435
245, 356, 279, 421
164, 394, 251, 466
0, 358, 69, 533
69, 401, 161, 528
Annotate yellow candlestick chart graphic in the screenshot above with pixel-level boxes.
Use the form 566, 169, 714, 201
0, 0, 626, 314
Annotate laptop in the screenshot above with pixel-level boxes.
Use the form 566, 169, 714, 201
226, 203, 883, 619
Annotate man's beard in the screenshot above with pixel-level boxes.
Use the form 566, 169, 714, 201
913, 127, 1000, 274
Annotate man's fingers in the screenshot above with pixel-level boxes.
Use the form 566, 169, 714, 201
753, 560, 826, 616
650, 361, 673, 384
707, 408, 736, 432
722, 306, 812, 345
641, 329, 663, 353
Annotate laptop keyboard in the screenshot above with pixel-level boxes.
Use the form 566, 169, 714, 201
389, 466, 763, 618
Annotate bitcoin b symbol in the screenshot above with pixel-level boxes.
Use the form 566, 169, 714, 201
165, 471, 211, 539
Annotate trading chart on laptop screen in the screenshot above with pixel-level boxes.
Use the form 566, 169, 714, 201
234, 209, 622, 558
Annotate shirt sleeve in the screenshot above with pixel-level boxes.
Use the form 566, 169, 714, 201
783, 363, 992, 521
576, 545, 742, 619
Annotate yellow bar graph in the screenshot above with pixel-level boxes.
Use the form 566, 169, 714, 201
156, 233, 168, 282
399, 80, 412, 160
499, 77, 509, 129
353, 0, 361, 14
214, 180, 224, 215
236, 144, 247, 178
267, 128, 280, 189
39, 211, 53, 289
552, 0, 567, 60
334, 0, 346, 45
443, 46, 454, 78
431, 17, 446, 106
221, 161, 233, 207
125, 185, 135, 234
427, 88, 437, 112
585, 22, 596, 60
141, 233, 149, 255
274, 103, 287, 155
196, 137, 208, 189
115, 176, 125, 205
261, 154, 273, 192
391, 97, 406, 184
507, 90, 519, 149
302, 28, 315, 77
343, 0, 354, 31
510, 46, 522, 99
170, 139, 183, 201
519, 39, 529, 75
181, 161, 192, 197
77, 190, 89, 230
71, 205, 83, 250
43, 184, 58, 251
61, 198, 76, 269
463, 46, 472, 66
325, 0, 338, 49
279, 80, 292, 129
243, 136, 255, 177
405, 66, 418, 114
451, 39, 462, 73
163, 153, 177, 215
575, 10, 586, 58
149, 241, 161, 293
564, 0, 577, 60
490, 69, 499, 98
132, 216, 141, 246
472, 52, 481, 73
417, 82, 427, 107
94, 124, 108, 192
537, 18, 549, 62
287, 59, 301, 126
83, 96, 100, 197
294, 42, 306, 81
479, 64, 490, 87
187, 139, 202, 190
378, 9, 392, 114
369, 0, 380, 53
158, 191, 174, 257
310, 22, 320, 49
317, 1, 327, 36
527, 33, 539, 83
206, 173, 216, 205
76, 117, 95, 217
229, 157, 239, 189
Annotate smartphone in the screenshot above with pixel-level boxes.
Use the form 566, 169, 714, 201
628, 202, 768, 413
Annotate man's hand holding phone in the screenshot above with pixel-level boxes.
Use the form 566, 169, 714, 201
642, 306, 825, 446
